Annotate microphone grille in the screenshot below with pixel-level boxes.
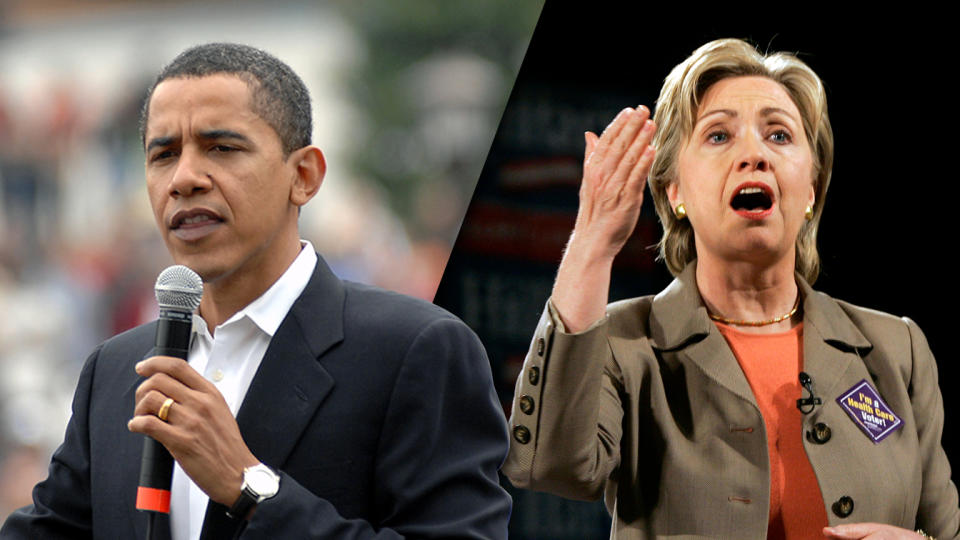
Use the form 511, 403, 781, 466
155, 265, 203, 312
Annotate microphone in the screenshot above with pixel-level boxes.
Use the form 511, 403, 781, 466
796, 371, 822, 414
136, 265, 203, 517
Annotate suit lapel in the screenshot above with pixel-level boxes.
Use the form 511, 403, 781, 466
648, 264, 874, 410
650, 263, 757, 407
199, 256, 345, 539
682, 329, 758, 407
798, 278, 872, 404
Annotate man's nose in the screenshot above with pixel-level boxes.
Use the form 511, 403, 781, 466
168, 149, 213, 197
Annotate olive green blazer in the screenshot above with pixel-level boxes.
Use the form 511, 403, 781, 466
503, 263, 959, 539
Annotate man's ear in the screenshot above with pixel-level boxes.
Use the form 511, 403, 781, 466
289, 145, 325, 207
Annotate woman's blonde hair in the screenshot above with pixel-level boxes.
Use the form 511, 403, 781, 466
648, 38, 833, 283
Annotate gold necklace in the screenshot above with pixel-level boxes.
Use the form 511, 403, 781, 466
708, 295, 801, 327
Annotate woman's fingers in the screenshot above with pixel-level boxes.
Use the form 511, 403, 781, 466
629, 144, 655, 195
824, 523, 925, 539
592, 107, 649, 183
612, 118, 656, 198
588, 107, 632, 167
576, 107, 656, 244
609, 107, 649, 165
584, 131, 599, 163
584, 108, 652, 193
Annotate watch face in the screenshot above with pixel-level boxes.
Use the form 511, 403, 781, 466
246, 466, 280, 498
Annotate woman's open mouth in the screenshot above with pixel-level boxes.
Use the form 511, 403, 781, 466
730, 183, 774, 220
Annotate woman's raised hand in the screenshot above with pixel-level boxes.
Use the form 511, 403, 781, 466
576, 107, 656, 260
552, 107, 656, 332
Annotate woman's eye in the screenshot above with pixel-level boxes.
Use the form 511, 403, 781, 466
769, 130, 791, 144
707, 131, 728, 144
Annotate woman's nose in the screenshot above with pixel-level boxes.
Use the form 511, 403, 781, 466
168, 150, 212, 197
736, 132, 769, 173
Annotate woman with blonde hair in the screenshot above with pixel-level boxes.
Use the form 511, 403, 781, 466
503, 38, 959, 539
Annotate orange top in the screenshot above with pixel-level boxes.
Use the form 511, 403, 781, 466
716, 322, 828, 540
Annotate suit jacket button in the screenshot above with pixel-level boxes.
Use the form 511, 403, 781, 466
536, 338, 545, 356
809, 422, 832, 444
519, 395, 535, 415
528, 366, 540, 385
832, 496, 854, 518
513, 425, 531, 444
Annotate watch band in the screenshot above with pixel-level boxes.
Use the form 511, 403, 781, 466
226, 485, 259, 520
226, 463, 280, 520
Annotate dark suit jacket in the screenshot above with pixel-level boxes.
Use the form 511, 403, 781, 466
2, 256, 511, 539
504, 262, 959, 539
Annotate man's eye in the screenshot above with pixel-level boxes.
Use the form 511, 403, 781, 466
150, 150, 175, 162
212, 145, 237, 153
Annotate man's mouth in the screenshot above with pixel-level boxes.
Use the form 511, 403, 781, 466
730, 183, 774, 219
180, 215, 216, 226
170, 209, 224, 241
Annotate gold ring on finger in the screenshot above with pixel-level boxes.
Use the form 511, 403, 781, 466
158, 397, 174, 422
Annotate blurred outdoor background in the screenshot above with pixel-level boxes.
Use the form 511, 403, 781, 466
0, 0, 542, 518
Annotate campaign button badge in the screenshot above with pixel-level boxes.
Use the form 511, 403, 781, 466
836, 379, 902, 443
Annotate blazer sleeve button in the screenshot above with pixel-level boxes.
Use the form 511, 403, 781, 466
519, 395, 535, 415
832, 496, 854, 518
528, 366, 540, 385
536, 338, 545, 356
808, 422, 832, 444
513, 425, 531, 444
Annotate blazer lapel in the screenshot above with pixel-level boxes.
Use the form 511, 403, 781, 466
798, 277, 872, 403
649, 264, 875, 410
199, 256, 345, 539
650, 263, 758, 407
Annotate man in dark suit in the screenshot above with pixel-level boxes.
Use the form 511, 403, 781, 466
1, 43, 511, 539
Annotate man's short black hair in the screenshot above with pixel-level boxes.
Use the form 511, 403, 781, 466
139, 42, 312, 155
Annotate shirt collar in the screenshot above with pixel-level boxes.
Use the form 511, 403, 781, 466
243, 240, 317, 336
192, 241, 318, 339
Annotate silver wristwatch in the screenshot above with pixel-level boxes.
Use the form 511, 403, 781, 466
226, 463, 280, 520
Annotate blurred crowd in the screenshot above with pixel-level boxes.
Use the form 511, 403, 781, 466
0, 0, 540, 518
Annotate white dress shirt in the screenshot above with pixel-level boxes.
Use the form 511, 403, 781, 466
169, 242, 317, 540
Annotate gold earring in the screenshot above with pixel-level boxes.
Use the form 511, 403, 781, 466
804, 205, 813, 220
674, 203, 687, 220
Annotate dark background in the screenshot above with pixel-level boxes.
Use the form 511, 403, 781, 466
436, 5, 958, 538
